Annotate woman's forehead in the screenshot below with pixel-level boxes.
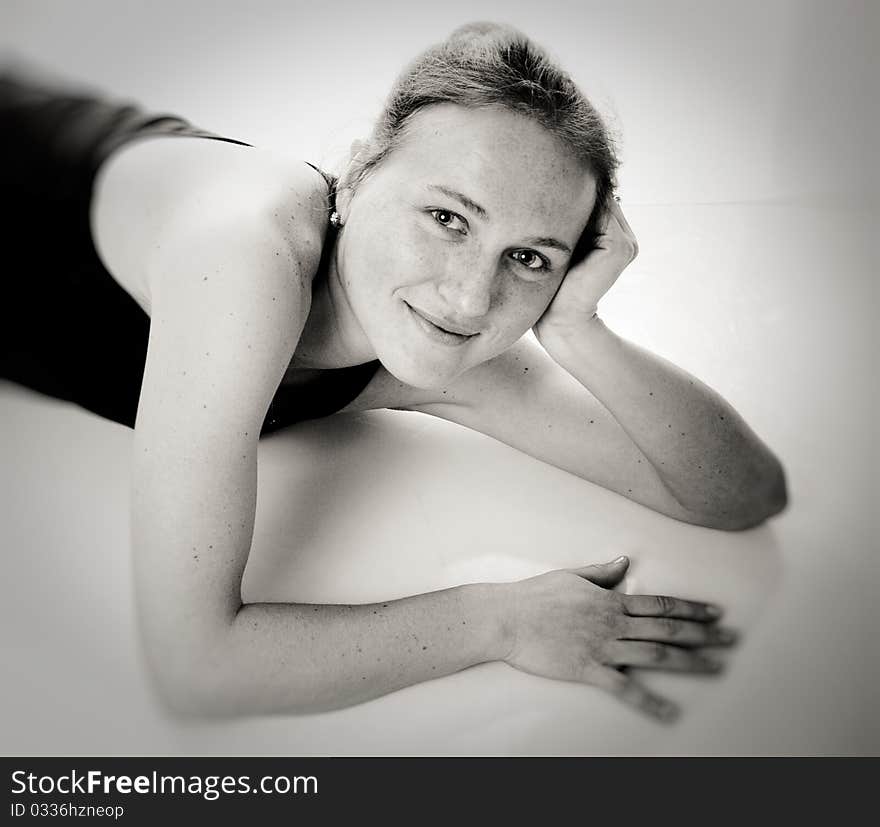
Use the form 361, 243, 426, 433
387, 104, 596, 226
398, 103, 582, 170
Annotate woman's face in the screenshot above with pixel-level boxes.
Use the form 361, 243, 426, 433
334, 103, 597, 389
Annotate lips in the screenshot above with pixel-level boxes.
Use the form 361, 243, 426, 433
404, 302, 479, 347
405, 303, 478, 337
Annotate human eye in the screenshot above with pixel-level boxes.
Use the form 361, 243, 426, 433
510, 249, 552, 273
428, 208, 469, 235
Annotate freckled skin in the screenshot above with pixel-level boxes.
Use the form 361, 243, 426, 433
329, 104, 597, 390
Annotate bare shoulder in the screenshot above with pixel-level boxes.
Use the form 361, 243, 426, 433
90, 135, 329, 314
93, 139, 332, 445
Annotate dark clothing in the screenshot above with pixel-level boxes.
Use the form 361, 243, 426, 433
0, 70, 380, 435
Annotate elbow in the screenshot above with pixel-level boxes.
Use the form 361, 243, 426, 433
145, 657, 234, 720
137, 627, 241, 719
684, 462, 789, 532
713, 462, 789, 532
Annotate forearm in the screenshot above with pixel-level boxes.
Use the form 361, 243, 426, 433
539, 316, 787, 528
168, 583, 510, 716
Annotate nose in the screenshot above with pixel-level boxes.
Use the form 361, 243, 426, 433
437, 263, 495, 320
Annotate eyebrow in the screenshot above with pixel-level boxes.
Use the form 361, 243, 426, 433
426, 184, 572, 256
427, 184, 489, 220
526, 236, 572, 255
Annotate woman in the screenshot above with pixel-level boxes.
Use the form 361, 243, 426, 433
0, 23, 786, 723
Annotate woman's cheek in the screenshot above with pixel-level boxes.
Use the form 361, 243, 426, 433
362, 218, 428, 288
497, 280, 557, 336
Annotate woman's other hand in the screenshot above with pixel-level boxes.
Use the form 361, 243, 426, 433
533, 196, 638, 342
501, 557, 735, 722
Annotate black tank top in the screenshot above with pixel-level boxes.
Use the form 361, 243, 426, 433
0, 70, 381, 435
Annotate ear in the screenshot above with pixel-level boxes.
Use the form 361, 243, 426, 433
336, 139, 369, 222
335, 184, 354, 223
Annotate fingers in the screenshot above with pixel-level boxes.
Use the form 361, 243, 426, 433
605, 641, 723, 673
591, 665, 679, 723
622, 616, 737, 648
569, 556, 629, 588
623, 593, 722, 622
601, 196, 639, 257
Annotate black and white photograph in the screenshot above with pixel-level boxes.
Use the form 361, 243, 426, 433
1, 0, 876, 759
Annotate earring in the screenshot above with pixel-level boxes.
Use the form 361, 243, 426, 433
330, 211, 344, 229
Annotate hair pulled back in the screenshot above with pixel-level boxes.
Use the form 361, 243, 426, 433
341, 22, 620, 255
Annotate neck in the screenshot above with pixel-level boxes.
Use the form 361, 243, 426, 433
289, 228, 376, 370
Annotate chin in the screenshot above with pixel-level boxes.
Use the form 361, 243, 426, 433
376, 347, 470, 391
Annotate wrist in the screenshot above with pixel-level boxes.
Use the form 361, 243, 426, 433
462, 582, 516, 663
534, 309, 607, 351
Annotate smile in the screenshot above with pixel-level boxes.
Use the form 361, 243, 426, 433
404, 302, 478, 346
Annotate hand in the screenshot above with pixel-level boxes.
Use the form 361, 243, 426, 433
533, 196, 638, 342
502, 557, 735, 722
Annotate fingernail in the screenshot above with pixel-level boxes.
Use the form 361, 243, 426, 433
700, 657, 723, 672
613, 555, 628, 564
705, 604, 722, 618
716, 628, 737, 644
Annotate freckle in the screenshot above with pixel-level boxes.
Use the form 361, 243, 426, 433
667, 424, 671, 428
523, 367, 528, 373
382, 604, 388, 608
589, 419, 594, 424
203, 276, 208, 281
422, 645, 428, 650
462, 621, 466, 625
637, 459, 641, 463
628, 489, 632, 493
649, 392, 653, 396
208, 544, 213, 549
373, 610, 377, 614
362, 676, 366, 680
698, 465, 702, 469
432, 666, 436, 670
680, 432, 686, 436
719, 415, 725, 420
203, 404, 207, 409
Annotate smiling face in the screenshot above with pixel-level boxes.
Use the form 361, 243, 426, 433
332, 103, 597, 388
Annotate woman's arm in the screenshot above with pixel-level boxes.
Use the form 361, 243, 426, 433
530, 197, 786, 530
534, 317, 787, 530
